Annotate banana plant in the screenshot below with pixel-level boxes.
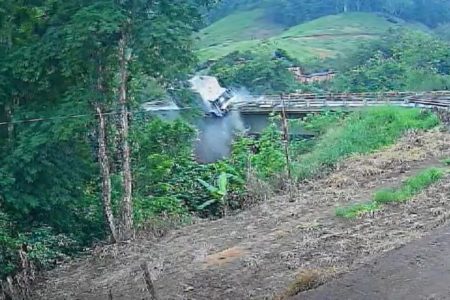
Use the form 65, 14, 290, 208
197, 172, 242, 211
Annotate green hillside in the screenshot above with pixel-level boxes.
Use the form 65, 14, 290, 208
197, 9, 285, 49
197, 12, 417, 62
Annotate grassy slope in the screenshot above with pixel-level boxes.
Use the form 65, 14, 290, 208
292, 107, 440, 180
197, 12, 413, 62
197, 9, 285, 49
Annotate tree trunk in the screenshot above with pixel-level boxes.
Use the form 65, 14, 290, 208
96, 105, 118, 243
118, 33, 133, 241
356, 0, 361, 11
5, 103, 13, 141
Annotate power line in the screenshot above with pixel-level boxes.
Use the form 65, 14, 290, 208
0, 106, 196, 126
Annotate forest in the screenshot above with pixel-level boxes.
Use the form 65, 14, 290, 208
208, 0, 450, 27
1, 0, 450, 298
0, 0, 218, 281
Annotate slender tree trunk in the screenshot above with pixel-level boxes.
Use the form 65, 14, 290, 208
356, 0, 361, 11
118, 32, 133, 241
0, 105, 7, 140
96, 105, 118, 243
5, 103, 13, 141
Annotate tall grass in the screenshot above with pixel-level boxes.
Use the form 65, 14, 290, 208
293, 107, 440, 180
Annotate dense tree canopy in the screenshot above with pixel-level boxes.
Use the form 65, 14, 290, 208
209, 51, 300, 94
332, 31, 450, 92
208, 0, 450, 27
0, 0, 214, 282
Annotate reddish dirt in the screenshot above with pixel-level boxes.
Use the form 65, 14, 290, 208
32, 130, 450, 300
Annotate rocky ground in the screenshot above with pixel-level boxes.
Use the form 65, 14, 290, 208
32, 130, 450, 300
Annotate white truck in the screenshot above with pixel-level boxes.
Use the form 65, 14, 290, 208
189, 76, 234, 117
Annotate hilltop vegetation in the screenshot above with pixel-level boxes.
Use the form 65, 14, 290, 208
198, 12, 405, 62
208, 0, 450, 28
332, 31, 450, 92
197, 9, 285, 49
199, 0, 450, 63
206, 29, 450, 94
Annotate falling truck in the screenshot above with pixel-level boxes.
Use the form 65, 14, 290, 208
189, 75, 234, 117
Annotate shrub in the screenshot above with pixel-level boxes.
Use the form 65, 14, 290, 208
442, 158, 450, 166
0, 222, 77, 279
251, 121, 286, 179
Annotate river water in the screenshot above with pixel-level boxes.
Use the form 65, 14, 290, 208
141, 101, 310, 163
195, 112, 311, 163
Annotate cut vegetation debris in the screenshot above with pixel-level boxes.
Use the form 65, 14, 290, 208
374, 168, 445, 204
337, 167, 446, 218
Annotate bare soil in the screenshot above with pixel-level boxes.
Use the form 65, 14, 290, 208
299, 222, 450, 300
32, 130, 450, 300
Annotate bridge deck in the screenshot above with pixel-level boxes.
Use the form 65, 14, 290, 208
232, 91, 450, 114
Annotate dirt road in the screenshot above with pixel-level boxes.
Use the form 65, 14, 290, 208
300, 224, 450, 300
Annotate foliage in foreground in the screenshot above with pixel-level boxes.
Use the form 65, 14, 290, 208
337, 167, 446, 219
292, 107, 440, 180
0, 0, 214, 282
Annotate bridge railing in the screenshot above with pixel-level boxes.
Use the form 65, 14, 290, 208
233, 91, 450, 111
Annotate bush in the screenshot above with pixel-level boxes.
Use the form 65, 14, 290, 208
0, 221, 77, 279
0, 213, 18, 278
134, 196, 188, 225
210, 51, 299, 94
442, 158, 450, 166
299, 111, 345, 135
251, 121, 286, 178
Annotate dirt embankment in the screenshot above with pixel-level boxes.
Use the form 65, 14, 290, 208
32, 130, 450, 300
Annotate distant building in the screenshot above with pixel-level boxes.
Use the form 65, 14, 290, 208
288, 66, 336, 84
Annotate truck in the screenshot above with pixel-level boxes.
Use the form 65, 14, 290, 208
189, 76, 234, 117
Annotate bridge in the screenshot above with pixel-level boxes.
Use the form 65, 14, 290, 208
232, 91, 450, 114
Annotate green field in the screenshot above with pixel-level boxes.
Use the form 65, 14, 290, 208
197, 12, 416, 62
197, 9, 285, 49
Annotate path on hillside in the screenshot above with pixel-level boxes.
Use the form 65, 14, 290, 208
33, 131, 450, 300
281, 32, 378, 40
299, 223, 450, 300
